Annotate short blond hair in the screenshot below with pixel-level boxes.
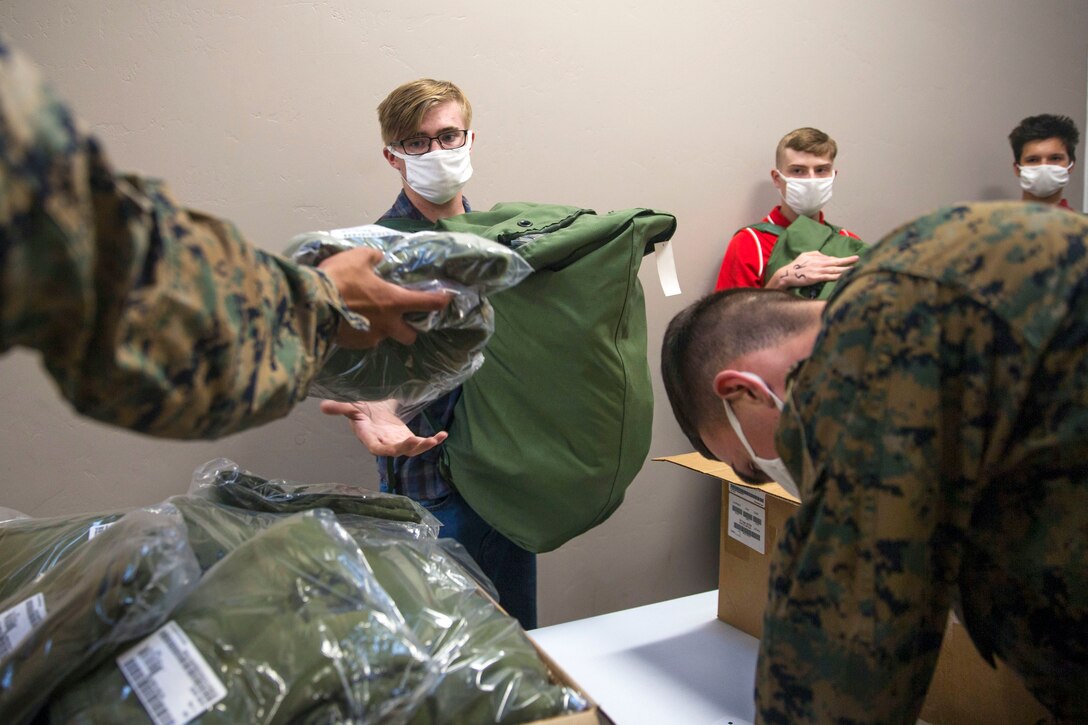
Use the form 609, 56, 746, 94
377, 79, 473, 145
775, 127, 838, 168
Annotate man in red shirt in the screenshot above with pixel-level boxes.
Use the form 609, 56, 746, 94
715, 127, 862, 293
1009, 114, 1080, 211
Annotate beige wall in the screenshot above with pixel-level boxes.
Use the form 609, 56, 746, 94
1, 1, 1086, 626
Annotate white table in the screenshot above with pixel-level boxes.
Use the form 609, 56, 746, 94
530, 591, 759, 725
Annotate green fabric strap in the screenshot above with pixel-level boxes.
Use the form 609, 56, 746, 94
747, 221, 787, 237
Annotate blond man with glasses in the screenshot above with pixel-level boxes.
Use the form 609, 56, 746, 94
322, 80, 540, 630
379, 79, 474, 223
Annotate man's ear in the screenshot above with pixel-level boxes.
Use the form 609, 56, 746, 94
770, 168, 786, 194
1013, 160, 1022, 177
383, 147, 399, 168
713, 369, 771, 406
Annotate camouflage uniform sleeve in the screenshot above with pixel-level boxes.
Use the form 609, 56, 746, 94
757, 272, 989, 724
0, 42, 362, 439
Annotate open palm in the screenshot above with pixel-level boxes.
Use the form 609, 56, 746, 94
319, 399, 447, 457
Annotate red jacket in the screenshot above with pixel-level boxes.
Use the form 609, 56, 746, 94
715, 206, 860, 291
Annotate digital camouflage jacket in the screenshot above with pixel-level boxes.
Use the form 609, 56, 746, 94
0, 41, 364, 439
761, 202, 1088, 723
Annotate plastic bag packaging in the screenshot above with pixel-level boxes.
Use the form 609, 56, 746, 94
167, 494, 436, 573
188, 457, 441, 538
170, 491, 496, 602
346, 528, 588, 724
167, 495, 286, 570
0, 507, 199, 724
286, 225, 532, 419
49, 510, 436, 725
433, 538, 499, 601
0, 506, 28, 523
0, 508, 138, 600
147, 494, 580, 723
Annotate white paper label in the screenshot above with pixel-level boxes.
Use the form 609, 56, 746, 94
88, 521, 116, 540
727, 484, 766, 554
654, 240, 682, 297
330, 223, 398, 240
118, 621, 226, 725
0, 592, 46, 658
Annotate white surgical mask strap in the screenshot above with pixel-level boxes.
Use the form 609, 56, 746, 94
721, 371, 785, 456
733, 370, 786, 410
723, 397, 760, 461
721, 372, 802, 498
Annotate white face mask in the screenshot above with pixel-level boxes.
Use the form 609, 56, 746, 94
721, 371, 802, 500
777, 172, 834, 218
1017, 162, 1073, 198
389, 138, 473, 204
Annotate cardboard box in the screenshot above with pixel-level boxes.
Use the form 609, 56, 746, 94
656, 452, 1050, 725
919, 614, 1048, 725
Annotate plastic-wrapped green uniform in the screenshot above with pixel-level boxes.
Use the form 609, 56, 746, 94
760, 202, 1088, 723
0, 41, 364, 439
49, 511, 435, 724
0, 509, 199, 724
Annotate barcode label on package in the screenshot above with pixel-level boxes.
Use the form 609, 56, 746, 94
87, 521, 116, 540
117, 620, 226, 725
728, 484, 766, 554
0, 592, 46, 658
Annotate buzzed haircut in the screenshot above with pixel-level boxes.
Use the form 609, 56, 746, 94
1009, 114, 1080, 164
377, 79, 473, 146
776, 127, 838, 168
661, 289, 815, 459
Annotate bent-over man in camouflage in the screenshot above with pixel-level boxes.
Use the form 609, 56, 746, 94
0, 41, 450, 439
663, 201, 1088, 723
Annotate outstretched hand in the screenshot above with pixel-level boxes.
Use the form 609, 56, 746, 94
767, 250, 859, 290
318, 247, 451, 348
319, 399, 448, 457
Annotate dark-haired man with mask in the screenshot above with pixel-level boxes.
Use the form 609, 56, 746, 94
1009, 113, 1080, 210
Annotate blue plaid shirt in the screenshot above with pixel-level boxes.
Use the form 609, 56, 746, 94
375, 191, 469, 501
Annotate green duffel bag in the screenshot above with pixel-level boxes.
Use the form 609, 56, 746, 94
384, 203, 676, 552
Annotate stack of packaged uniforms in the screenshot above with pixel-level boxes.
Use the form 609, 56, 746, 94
0, 459, 586, 724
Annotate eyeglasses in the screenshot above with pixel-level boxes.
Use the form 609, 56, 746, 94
393, 129, 470, 156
